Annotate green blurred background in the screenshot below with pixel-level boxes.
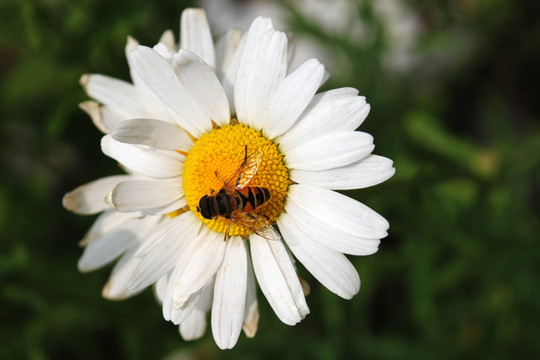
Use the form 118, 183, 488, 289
1, 0, 539, 359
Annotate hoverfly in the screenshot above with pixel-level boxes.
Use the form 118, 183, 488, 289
197, 146, 280, 241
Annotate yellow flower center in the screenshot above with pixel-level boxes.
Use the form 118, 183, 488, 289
182, 123, 290, 237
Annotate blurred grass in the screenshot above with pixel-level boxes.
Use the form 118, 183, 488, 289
1, 0, 539, 359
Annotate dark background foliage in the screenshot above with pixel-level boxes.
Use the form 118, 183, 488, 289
1, 0, 539, 359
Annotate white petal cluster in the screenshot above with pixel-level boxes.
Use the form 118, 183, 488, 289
64, 8, 395, 349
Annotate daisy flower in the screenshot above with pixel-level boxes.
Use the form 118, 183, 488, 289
64, 8, 395, 349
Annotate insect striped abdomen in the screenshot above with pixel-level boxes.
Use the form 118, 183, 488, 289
236, 187, 270, 212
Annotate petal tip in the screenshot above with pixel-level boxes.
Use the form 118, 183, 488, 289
79, 74, 90, 88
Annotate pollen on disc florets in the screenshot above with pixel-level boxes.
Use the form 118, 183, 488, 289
182, 123, 290, 237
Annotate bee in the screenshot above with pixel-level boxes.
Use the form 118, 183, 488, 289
197, 146, 280, 241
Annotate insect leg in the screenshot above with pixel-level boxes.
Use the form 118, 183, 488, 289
235, 145, 248, 187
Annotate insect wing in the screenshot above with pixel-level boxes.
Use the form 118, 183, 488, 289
229, 211, 280, 241
237, 150, 262, 189
253, 224, 281, 242
224, 149, 262, 189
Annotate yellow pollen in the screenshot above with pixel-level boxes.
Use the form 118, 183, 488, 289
182, 123, 290, 237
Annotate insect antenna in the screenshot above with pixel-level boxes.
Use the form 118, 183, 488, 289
215, 170, 226, 184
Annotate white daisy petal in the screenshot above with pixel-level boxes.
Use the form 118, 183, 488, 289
320, 70, 330, 86
268, 240, 310, 310
79, 101, 108, 134
235, 19, 288, 129
158, 30, 176, 52
180, 306, 206, 340
152, 43, 173, 59
162, 245, 196, 321
63, 175, 129, 215
78, 215, 158, 272
172, 49, 230, 126
134, 217, 177, 257
284, 200, 380, 256
261, 59, 325, 139
101, 135, 184, 179
79, 101, 130, 136
102, 247, 143, 300
127, 212, 201, 293
180, 8, 215, 69
285, 32, 296, 69
125, 35, 139, 54
250, 234, 308, 325
125, 37, 175, 124
233, 17, 273, 120
108, 178, 184, 214
112, 118, 193, 152
215, 28, 243, 81
216, 29, 246, 115
278, 213, 361, 299
80, 210, 134, 246
211, 237, 247, 350
179, 279, 214, 340
154, 275, 169, 304
139, 199, 187, 217
170, 288, 202, 325
247, 29, 288, 131
129, 46, 212, 137
101, 106, 125, 133
80, 74, 145, 118
162, 227, 214, 322
94, 215, 161, 298
285, 132, 374, 171
172, 230, 226, 306
242, 252, 259, 338
288, 184, 389, 239
278, 88, 369, 152
290, 155, 396, 190
79, 229, 133, 272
